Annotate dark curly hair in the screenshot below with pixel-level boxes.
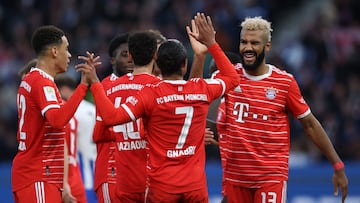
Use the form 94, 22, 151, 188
108, 33, 129, 58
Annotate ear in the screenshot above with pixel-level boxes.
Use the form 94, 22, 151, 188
110, 57, 115, 65
181, 58, 188, 76
153, 51, 158, 60
265, 41, 271, 52
50, 46, 58, 58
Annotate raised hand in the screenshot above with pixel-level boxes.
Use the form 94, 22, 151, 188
187, 13, 216, 47
76, 51, 101, 85
186, 17, 208, 79
186, 18, 207, 56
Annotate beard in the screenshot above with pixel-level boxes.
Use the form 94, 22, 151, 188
240, 48, 265, 71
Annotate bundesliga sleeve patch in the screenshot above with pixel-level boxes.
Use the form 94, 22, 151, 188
43, 86, 57, 102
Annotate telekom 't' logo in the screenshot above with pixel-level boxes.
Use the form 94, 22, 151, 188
233, 102, 249, 123
233, 102, 269, 122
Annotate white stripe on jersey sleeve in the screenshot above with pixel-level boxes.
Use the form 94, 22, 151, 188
204, 78, 226, 97
297, 108, 311, 119
121, 103, 136, 121
41, 104, 60, 116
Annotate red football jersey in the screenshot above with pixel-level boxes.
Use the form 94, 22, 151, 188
104, 73, 161, 194
93, 74, 118, 191
133, 79, 226, 193
91, 43, 240, 194
12, 68, 66, 191
216, 64, 310, 188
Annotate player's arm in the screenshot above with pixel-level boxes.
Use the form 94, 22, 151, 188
188, 13, 240, 92
89, 82, 134, 126
205, 127, 218, 145
207, 43, 239, 92
45, 51, 101, 129
299, 113, 348, 203
77, 51, 139, 126
45, 84, 88, 129
187, 17, 207, 79
287, 76, 348, 203
93, 115, 115, 143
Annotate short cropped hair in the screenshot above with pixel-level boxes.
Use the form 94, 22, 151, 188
240, 16, 273, 42
128, 31, 158, 66
156, 39, 187, 77
31, 25, 65, 56
108, 33, 129, 57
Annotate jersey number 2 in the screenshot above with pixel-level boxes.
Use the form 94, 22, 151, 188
17, 94, 27, 151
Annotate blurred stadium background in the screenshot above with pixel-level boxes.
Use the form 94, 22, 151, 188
0, 0, 359, 202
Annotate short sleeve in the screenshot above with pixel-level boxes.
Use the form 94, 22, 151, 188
286, 76, 311, 119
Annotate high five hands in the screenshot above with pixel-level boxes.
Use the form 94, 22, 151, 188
187, 12, 216, 48
76, 51, 101, 86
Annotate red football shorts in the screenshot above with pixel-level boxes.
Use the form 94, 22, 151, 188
145, 186, 208, 203
226, 181, 287, 203
117, 190, 145, 203
13, 181, 62, 203
95, 182, 117, 203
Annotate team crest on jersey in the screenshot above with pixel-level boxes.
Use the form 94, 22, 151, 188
127, 96, 138, 106
43, 86, 57, 101
265, 87, 278, 100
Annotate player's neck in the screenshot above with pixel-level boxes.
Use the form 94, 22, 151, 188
162, 74, 183, 80
132, 65, 153, 75
245, 63, 268, 76
36, 58, 57, 78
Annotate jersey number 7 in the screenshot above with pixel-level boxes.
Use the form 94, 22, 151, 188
175, 106, 194, 149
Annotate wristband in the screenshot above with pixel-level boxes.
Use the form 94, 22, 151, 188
333, 161, 344, 171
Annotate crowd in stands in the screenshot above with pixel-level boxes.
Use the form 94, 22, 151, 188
0, 0, 359, 163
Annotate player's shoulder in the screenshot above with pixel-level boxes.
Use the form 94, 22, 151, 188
188, 77, 203, 83
187, 77, 222, 89
134, 73, 161, 83
270, 64, 294, 79
22, 68, 55, 88
211, 62, 243, 78
144, 80, 163, 88
234, 62, 243, 72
